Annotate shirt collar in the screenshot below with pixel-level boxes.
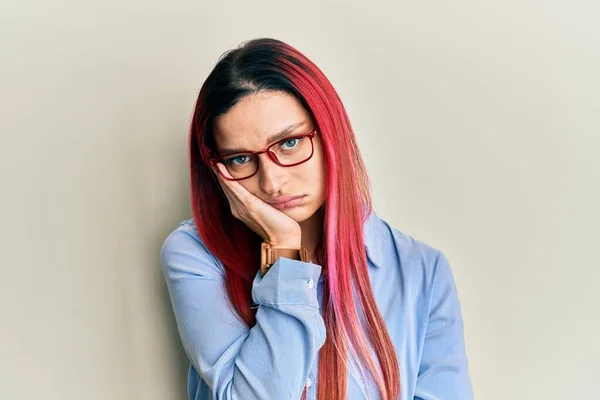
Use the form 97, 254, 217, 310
363, 207, 385, 269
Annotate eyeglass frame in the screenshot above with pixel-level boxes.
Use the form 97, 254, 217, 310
209, 128, 318, 181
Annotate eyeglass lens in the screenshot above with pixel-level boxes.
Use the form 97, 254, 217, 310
219, 135, 314, 180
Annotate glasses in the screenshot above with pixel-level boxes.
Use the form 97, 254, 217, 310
210, 129, 317, 181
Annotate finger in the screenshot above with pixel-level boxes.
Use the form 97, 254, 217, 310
214, 163, 255, 205
212, 164, 237, 199
210, 164, 236, 203
213, 165, 255, 217
214, 162, 234, 180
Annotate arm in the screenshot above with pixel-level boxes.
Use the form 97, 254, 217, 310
160, 227, 326, 400
414, 251, 474, 400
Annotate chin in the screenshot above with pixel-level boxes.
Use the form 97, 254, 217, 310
284, 202, 323, 223
282, 207, 311, 223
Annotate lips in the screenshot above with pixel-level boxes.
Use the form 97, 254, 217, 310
266, 195, 304, 204
266, 195, 305, 210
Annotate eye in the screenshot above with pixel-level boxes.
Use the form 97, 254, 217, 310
280, 138, 301, 150
224, 155, 251, 166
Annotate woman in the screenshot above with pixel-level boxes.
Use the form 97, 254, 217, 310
160, 38, 474, 400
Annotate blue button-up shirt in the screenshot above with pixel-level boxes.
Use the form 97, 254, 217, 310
160, 210, 474, 399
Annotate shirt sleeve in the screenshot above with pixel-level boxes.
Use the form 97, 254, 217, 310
160, 226, 326, 400
414, 251, 474, 400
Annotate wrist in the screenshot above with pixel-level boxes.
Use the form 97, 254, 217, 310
260, 241, 309, 277
268, 236, 301, 249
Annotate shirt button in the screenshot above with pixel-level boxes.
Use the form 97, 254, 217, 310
306, 377, 312, 388
307, 279, 315, 289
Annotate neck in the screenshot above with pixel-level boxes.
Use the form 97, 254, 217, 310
299, 206, 324, 262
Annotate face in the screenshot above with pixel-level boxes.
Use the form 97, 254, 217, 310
213, 91, 325, 223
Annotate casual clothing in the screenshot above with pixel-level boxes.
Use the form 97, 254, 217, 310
160, 209, 474, 399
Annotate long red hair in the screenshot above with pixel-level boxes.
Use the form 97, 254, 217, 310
189, 38, 400, 400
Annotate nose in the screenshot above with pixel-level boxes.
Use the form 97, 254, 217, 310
257, 153, 286, 195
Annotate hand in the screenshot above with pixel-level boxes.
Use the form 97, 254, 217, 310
211, 162, 302, 248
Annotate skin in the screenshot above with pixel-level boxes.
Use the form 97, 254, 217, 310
211, 90, 326, 261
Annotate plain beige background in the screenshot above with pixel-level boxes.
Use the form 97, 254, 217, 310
1, 0, 598, 399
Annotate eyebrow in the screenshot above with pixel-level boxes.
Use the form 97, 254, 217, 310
218, 121, 308, 156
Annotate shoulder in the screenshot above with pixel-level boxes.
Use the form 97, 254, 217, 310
375, 213, 453, 293
159, 218, 226, 280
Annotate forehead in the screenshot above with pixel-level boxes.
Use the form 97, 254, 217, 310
213, 91, 311, 151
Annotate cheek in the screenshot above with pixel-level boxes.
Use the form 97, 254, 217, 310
239, 180, 260, 196
297, 151, 325, 188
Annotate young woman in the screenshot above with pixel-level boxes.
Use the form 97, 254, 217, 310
160, 38, 474, 400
